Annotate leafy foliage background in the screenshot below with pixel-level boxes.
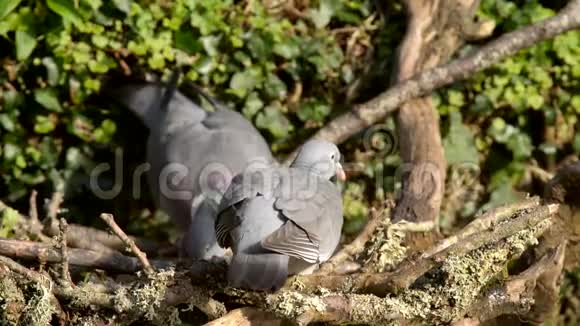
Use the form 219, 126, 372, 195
0, 0, 579, 315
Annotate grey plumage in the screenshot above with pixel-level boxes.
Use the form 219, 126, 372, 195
106, 73, 274, 260
216, 140, 345, 291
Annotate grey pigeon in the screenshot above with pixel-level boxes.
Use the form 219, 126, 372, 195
215, 139, 346, 291
106, 71, 275, 260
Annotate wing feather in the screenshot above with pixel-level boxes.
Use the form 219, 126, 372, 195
261, 221, 319, 263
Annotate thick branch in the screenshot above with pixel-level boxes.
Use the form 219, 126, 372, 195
285, 202, 557, 295
0, 238, 175, 273
205, 307, 287, 326
422, 197, 541, 257
294, 0, 580, 149
0, 198, 164, 254
462, 243, 566, 323
0, 197, 556, 325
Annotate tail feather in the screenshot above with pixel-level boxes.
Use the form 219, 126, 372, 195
182, 80, 228, 112
228, 253, 289, 291
103, 81, 164, 129
102, 75, 205, 130
160, 68, 181, 112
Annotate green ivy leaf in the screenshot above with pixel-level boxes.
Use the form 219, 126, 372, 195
447, 89, 465, 107
111, 0, 131, 14
200, 35, 221, 57
175, 28, 202, 55
34, 88, 63, 112
242, 92, 264, 118
229, 67, 262, 97
42, 57, 59, 86
263, 74, 287, 100
297, 100, 331, 123
255, 104, 292, 139
506, 132, 533, 160
34, 115, 56, 134
0, 0, 22, 20
273, 38, 300, 59
46, 0, 84, 27
309, 0, 340, 29
571, 95, 580, 113
0, 206, 21, 238
481, 182, 524, 212
526, 93, 544, 109
443, 111, 479, 165
2, 89, 23, 111
247, 32, 272, 60
0, 113, 16, 132
15, 29, 37, 61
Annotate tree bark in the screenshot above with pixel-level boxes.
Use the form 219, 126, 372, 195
391, 0, 487, 229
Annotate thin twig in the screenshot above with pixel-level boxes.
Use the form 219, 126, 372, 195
29, 190, 39, 223
22, 191, 53, 242
58, 218, 73, 287
47, 192, 63, 221
99, 213, 155, 275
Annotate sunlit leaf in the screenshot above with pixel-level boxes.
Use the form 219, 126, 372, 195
15, 29, 36, 60
47, 0, 84, 26
443, 111, 479, 165
0, 207, 21, 238
34, 115, 56, 134
34, 88, 63, 112
309, 0, 340, 28
0, 0, 22, 20
229, 68, 262, 97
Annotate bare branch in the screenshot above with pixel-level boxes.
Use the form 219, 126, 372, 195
99, 213, 155, 275
57, 218, 73, 287
205, 307, 286, 326
2, 197, 166, 254
28, 190, 39, 224
47, 192, 63, 221
0, 238, 176, 273
462, 243, 566, 323
422, 197, 541, 258
43, 219, 164, 255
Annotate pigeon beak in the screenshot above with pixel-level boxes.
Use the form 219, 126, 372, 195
335, 163, 346, 182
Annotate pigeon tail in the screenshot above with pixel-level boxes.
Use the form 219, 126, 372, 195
159, 68, 181, 112
182, 80, 227, 112
228, 253, 289, 291
102, 71, 205, 130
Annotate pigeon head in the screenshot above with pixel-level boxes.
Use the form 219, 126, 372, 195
291, 140, 346, 182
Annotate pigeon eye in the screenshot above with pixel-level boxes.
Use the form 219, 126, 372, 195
330, 153, 335, 160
